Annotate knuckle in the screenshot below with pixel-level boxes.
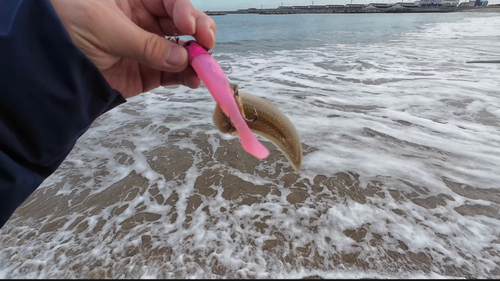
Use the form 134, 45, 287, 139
142, 35, 163, 61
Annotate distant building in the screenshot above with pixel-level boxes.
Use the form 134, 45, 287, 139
364, 4, 378, 9
442, 0, 459, 6
367, 2, 394, 7
396, 2, 420, 7
391, 3, 405, 8
309, 5, 327, 8
277, 4, 353, 9
458, 0, 488, 6
237, 8, 260, 13
459, 0, 474, 6
275, 3, 380, 10
420, 0, 443, 6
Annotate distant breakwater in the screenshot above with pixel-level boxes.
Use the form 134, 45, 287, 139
259, 7, 458, 14
204, 6, 498, 16
205, 12, 227, 16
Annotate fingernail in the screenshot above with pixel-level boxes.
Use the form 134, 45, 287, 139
165, 45, 187, 67
210, 28, 216, 41
190, 17, 196, 34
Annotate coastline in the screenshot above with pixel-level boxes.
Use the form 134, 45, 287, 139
205, 6, 500, 15
259, 8, 456, 14
459, 7, 500, 12
2, 11, 500, 280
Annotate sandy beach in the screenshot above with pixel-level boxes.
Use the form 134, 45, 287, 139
1, 93, 499, 277
1, 12, 500, 279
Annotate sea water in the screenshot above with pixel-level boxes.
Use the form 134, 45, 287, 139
1, 12, 499, 278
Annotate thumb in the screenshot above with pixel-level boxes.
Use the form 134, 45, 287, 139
112, 22, 188, 72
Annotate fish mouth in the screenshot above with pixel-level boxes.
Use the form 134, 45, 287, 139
213, 86, 303, 172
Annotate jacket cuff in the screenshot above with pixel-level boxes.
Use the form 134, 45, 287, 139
0, 0, 127, 228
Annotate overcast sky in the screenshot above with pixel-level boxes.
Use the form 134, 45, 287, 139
190, 0, 499, 11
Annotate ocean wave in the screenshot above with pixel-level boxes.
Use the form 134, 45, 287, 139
1, 13, 500, 279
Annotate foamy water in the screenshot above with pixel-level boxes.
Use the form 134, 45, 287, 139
1, 14, 500, 278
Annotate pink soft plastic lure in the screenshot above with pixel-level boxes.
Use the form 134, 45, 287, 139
184, 40, 270, 159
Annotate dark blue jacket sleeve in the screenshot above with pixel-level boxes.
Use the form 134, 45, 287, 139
0, 0, 127, 228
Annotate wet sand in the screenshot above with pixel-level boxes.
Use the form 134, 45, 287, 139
2, 14, 500, 276
1, 102, 499, 278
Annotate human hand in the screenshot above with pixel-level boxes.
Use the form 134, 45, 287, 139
50, 0, 216, 98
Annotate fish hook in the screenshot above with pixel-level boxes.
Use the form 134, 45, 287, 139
167, 36, 180, 44
244, 108, 258, 122
232, 84, 258, 122
221, 61, 233, 74
232, 83, 239, 95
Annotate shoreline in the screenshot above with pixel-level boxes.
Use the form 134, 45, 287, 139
2, 11, 500, 280
205, 6, 500, 15
460, 7, 500, 12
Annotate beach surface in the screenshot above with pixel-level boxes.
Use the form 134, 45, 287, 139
1, 12, 500, 279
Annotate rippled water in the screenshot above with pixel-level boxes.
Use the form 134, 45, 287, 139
210, 13, 467, 53
1, 13, 500, 279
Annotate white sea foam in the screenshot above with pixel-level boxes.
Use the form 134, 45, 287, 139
1, 14, 500, 279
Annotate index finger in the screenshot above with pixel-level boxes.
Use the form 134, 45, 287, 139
191, 10, 216, 49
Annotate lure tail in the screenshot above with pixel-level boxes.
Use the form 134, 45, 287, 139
184, 40, 270, 159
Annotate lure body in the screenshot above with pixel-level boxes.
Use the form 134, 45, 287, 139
184, 40, 269, 159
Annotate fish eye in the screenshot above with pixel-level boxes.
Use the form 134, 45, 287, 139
185, 42, 191, 47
